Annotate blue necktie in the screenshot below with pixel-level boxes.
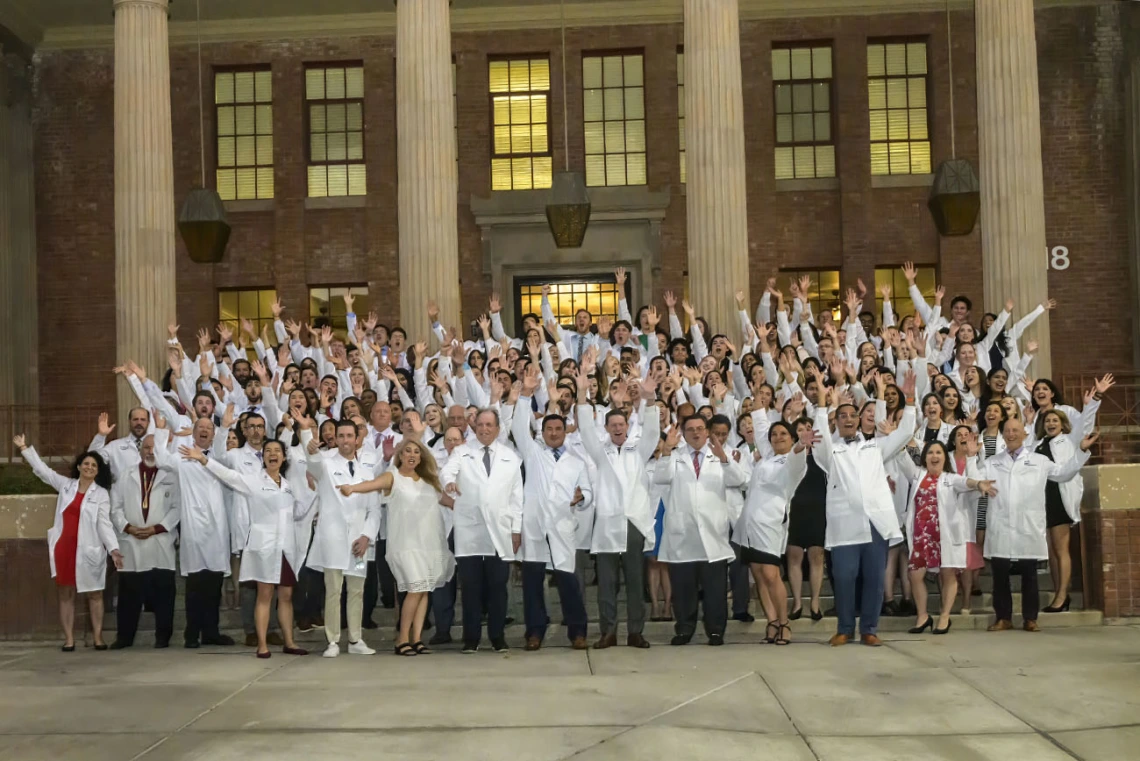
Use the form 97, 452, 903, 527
553, 448, 562, 462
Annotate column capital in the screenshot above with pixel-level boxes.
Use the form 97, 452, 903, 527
113, 0, 169, 13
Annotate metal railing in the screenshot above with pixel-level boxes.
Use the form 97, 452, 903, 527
1061, 373, 1140, 464
0, 405, 107, 463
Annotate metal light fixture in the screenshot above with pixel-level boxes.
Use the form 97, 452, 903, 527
178, 0, 231, 263
545, 0, 590, 248
928, 0, 979, 236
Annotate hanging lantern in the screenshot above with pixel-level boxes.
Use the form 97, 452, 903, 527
545, 171, 591, 249
178, 187, 231, 264
928, 158, 980, 237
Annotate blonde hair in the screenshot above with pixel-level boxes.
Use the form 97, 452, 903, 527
393, 439, 443, 494
1036, 407, 1073, 439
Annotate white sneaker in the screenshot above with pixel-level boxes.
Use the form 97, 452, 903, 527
347, 639, 376, 655
322, 642, 340, 658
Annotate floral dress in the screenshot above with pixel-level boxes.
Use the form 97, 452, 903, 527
908, 473, 942, 571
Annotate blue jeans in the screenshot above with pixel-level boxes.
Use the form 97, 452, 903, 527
831, 526, 888, 637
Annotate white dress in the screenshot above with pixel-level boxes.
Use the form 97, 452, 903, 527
385, 472, 455, 593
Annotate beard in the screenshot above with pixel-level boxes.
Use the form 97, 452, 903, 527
143, 456, 157, 468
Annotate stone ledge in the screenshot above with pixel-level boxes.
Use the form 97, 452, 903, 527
223, 199, 275, 213
871, 173, 934, 189
304, 195, 368, 211
0, 495, 56, 540
1081, 463, 1140, 512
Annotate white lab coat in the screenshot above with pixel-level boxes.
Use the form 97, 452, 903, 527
23, 447, 119, 594
737, 447, 809, 557
152, 429, 231, 576
653, 444, 749, 563
214, 443, 267, 557
812, 406, 916, 549
982, 445, 1089, 560
577, 400, 661, 554
110, 464, 180, 572
301, 430, 382, 577
1036, 433, 1085, 524
900, 460, 978, 570
439, 440, 524, 559
89, 433, 144, 484
511, 400, 594, 572
204, 460, 314, 584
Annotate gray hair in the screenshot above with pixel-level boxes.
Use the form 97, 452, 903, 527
475, 408, 500, 427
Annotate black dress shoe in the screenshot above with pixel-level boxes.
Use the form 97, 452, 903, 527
908, 617, 933, 634
461, 641, 479, 654
184, 639, 200, 649
362, 619, 379, 630
109, 640, 132, 650
94, 643, 108, 651
428, 632, 453, 646
61, 645, 75, 652
202, 634, 235, 646
154, 639, 170, 649
670, 634, 691, 646
787, 607, 803, 621
810, 606, 824, 622
504, 616, 515, 626
491, 638, 509, 652
708, 634, 724, 646
882, 600, 901, 617
732, 612, 755, 623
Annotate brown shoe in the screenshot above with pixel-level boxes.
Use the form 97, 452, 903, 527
987, 619, 1014, 632
860, 634, 882, 647
244, 633, 258, 647
524, 636, 542, 651
626, 633, 651, 649
829, 633, 849, 647
1023, 620, 1040, 632
593, 633, 617, 650
571, 636, 588, 650
266, 632, 284, 647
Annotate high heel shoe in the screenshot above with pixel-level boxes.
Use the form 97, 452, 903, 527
810, 605, 823, 622
908, 617, 933, 634
1041, 596, 1071, 613
933, 619, 952, 635
787, 607, 803, 621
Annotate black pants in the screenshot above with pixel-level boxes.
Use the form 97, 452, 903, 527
184, 570, 224, 642
992, 557, 1039, 623
116, 569, 176, 645
669, 560, 728, 639
457, 554, 510, 645
521, 561, 588, 642
295, 566, 325, 621
729, 543, 752, 616
432, 533, 457, 635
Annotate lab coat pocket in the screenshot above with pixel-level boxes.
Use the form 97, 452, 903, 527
556, 517, 578, 539
245, 525, 277, 554
82, 546, 106, 570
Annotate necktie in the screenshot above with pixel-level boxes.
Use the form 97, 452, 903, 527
692, 451, 702, 478
348, 461, 355, 477
483, 446, 492, 475
553, 447, 562, 462
134, 438, 142, 452
256, 450, 263, 462
375, 431, 383, 447
575, 335, 583, 363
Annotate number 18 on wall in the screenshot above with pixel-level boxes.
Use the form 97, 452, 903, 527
1048, 245, 1070, 271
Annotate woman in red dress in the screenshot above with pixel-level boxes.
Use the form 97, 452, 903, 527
14, 435, 124, 651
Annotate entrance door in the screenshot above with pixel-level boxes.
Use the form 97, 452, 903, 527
514, 275, 630, 335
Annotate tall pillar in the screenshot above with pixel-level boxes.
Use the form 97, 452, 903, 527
396, 0, 460, 343
114, 0, 177, 420
977, 0, 1051, 376
0, 47, 13, 410
684, 0, 750, 345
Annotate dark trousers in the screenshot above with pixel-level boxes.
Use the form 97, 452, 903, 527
596, 523, 646, 636
432, 533, 457, 635
457, 554, 510, 645
522, 561, 588, 642
377, 538, 397, 607
668, 560, 728, 639
295, 566, 325, 621
831, 527, 889, 636
729, 543, 752, 616
116, 569, 176, 645
992, 557, 1040, 623
184, 570, 224, 642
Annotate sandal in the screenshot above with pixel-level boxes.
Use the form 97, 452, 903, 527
412, 641, 432, 654
774, 622, 792, 646
394, 642, 417, 656
764, 622, 779, 643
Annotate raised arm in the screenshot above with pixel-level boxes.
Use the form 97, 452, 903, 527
15, 439, 70, 493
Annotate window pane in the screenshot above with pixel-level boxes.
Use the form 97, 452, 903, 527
311, 133, 327, 162
888, 109, 909, 140
772, 49, 790, 81
910, 142, 931, 174
909, 108, 928, 140
790, 48, 812, 79
889, 142, 911, 173
533, 156, 552, 188
815, 145, 836, 178
531, 95, 548, 125
327, 132, 347, 161
813, 47, 832, 79
235, 168, 256, 198
887, 78, 907, 108
774, 146, 794, 180
885, 44, 907, 75
346, 67, 364, 98
908, 77, 927, 108
775, 84, 792, 114
583, 57, 603, 89
494, 125, 511, 154
584, 89, 603, 121
793, 83, 812, 112
326, 68, 346, 99
531, 59, 550, 90
814, 113, 831, 142
218, 136, 235, 167
511, 157, 533, 189
511, 124, 531, 153
624, 55, 643, 86
217, 169, 236, 200
239, 290, 259, 318
255, 104, 272, 135
218, 106, 235, 136
305, 68, 324, 100
310, 104, 326, 132
308, 165, 328, 197
867, 44, 885, 77
235, 135, 255, 165
627, 152, 646, 185
868, 80, 886, 110
489, 61, 510, 92
625, 88, 644, 120
327, 164, 348, 196
257, 167, 274, 199
215, 72, 234, 104
348, 164, 367, 195
775, 114, 793, 143
603, 88, 624, 120
586, 154, 606, 186
509, 60, 530, 91
869, 110, 888, 141
603, 56, 623, 87
492, 97, 509, 126
793, 145, 815, 178
626, 120, 645, 152
327, 103, 346, 132
584, 122, 604, 154
347, 102, 363, 131
532, 122, 548, 153
813, 82, 829, 111
255, 70, 272, 102
870, 142, 889, 175
907, 42, 928, 75
605, 153, 626, 186
604, 121, 625, 153
234, 72, 255, 103
219, 291, 238, 320
793, 113, 813, 142
347, 131, 363, 160
492, 158, 513, 190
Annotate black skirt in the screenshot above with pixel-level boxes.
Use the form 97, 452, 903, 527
787, 455, 827, 549
740, 546, 782, 566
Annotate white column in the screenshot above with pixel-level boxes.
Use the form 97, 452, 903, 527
684, 0, 750, 345
977, 0, 1051, 375
113, 0, 177, 420
396, 0, 460, 343
0, 48, 12, 408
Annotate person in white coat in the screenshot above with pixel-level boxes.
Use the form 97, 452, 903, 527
14, 435, 124, 651
575, 369, 661, 650
109, 434, 180, 650
737, 417, 816, 645
654, 414, 750, 646
183, 438, 313, 658
510, 367, 594, 651
812, 382, 916, 647
299, 416, 382, 657
153, 420, 236, 648
899, 439, 994, 635
439, 409, 524, 654
1032, 406, 1088, 613
982, 416, 1096, 632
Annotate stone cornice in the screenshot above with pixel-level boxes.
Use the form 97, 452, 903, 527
36, 0, 1111, 50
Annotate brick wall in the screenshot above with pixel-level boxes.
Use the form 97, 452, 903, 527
32, 4, 1133, 417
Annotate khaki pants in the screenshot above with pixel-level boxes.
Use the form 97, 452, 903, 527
323, 569, 365, 645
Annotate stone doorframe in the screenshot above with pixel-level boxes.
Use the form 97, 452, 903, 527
470, 186, 672, 332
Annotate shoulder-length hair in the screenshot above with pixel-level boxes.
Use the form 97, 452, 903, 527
72, 451, 113, 491
392, 439, 443, 494
920, 440, 953, 474
1035, 407, 1073, 440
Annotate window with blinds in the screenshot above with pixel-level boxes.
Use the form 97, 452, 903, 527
583, 52, 646, 187
490, 57, 552, 191
305, 63, 366, 197
868, 41, 931, 176
218, 289, 278, 348
678, 49, 686, 185
215, 68, 274, 201
779, 269, 842, 322
874, 265, 936, 318
309, 286, 372, 332
772, 44, 835, 180
516, 278, 623, 333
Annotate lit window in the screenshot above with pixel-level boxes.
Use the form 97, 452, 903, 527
218, 289, 278, 350
772, 44, 835, 180
874, 266, 936, 318
305, 63, 366, 197
490, 57, 552, 191
779, 269, 842, 322
678, 49, 686, 185
868, 40, 930, 175
583, 52, 646, 187
309, 286, 372, 332
516, 278, 623, 332
215, 67, 273, 200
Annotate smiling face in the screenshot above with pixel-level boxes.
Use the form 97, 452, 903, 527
397, 441, 423, 471
334, 422, 358, 458
262, 440, 286, 472
836, 405, 859, 437
769, 424, 794, 455
984, 402, 1004, 429
924, 396, 943, 422
1042, 411, 1065, 438
605, 411, 629, 446
1002, 417, 1028, 450
575, 310, 591, 333
989, 369, 1008, 394
924, 442, 948, 474
77, 455, 100, 482
1032, 381, 1055, 407
474, 410, 500, 446
542, 416, 567, 450
941, 388, 959, 412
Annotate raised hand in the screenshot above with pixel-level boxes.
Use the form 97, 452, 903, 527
271, 298, 284, 319
644, 306, 660, 329
681, 299, 695, 318
879, 284, 891, 301
735, 289, 746, 307
976, 480, 998, 497
343, 288, 355, 313
708, 434, 729, 464
167, 323, 180, 340
902, 261, 917, 283
664, 425, 682, 452
489, 293, 502, 314
1080, 431, 1100, 452
177, 444, 207, 463
240, 317, 256, 337
597, 315, 613, 340
1094, 374, 1115, 396
964, 430, 981, 457
12, 433, 26, 450
196, 327, 211, 351
127, 360, 148, 384
522, 363, 541, 395
97, 412, 116, 437
284, 319, 303, 339
856, 278, 868, 299
540, 283, 551, 298
383, 435, 397, 461
152, 408, 167, 430
222, 402, 236, 429
614, 266, 626, 288
1005, 297, 1014, 314
1026, 339, 1039, 354
1043, 298, 1057, 311
477, 313, 491, 335
663, 290, 677, 310
427, 300, 440, 324
798, 275, 812, 298
216, 323, 233, 345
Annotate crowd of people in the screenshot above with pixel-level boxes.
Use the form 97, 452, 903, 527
15, 263, 1113, 656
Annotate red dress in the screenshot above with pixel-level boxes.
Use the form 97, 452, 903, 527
908, 474, 942, 571
54, 491, 84, 587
